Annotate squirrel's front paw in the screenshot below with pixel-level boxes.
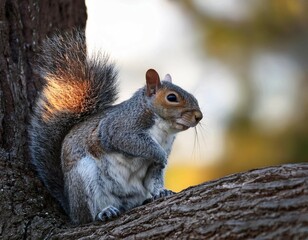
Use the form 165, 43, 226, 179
154, 155, 168, 168
96, 206, 121, 222
152, 149, 168, 167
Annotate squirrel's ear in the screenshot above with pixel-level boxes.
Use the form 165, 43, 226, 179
146, 69, 161, 97
163, 74, 172, 83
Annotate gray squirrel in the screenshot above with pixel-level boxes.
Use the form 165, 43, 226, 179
29, 30, 203, 224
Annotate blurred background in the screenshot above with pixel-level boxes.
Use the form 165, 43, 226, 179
86, 0, 308, 192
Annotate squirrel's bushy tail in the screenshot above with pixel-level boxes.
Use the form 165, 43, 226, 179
29, 30, 118, 212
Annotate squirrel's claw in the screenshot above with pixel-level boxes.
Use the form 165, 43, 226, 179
154, 189, 175, 199
143, 189, 175, 205
96, 206, 121, 222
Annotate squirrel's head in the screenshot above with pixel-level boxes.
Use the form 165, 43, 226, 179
145, 69, 203, 131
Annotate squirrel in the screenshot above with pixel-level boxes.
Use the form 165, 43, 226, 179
29, 30, 203, 224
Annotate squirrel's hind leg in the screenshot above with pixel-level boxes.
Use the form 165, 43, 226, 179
142, 164, 175, 205
142, 189, 175, 205
96, 206, 121, 222
153, 189, 175, 199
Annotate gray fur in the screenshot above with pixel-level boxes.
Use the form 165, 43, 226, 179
29, 30, 202, 224
29, 30, 118, 213
61, 89, 177, 223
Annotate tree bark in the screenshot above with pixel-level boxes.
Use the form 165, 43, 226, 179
0, 0, 86, 239
50, 163, 308, 239
1, 1, 307, 240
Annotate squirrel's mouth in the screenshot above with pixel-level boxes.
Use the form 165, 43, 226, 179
174, 119, 197, 131
174, 110, 202, 131
174, 123, 190, 131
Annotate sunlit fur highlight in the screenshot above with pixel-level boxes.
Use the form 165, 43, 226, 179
29, 30, 118, 212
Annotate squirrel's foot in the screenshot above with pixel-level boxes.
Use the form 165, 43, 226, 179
96, 206, 121, 222
154, 188, 175, 199
143, 189, 175, 205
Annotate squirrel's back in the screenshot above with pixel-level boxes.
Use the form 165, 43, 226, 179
29, 30, 118, 212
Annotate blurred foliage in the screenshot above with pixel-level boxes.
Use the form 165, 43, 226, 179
183, 0, 308, 57
166, 0, 308, 191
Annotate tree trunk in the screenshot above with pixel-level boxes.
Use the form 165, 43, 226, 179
0, 0, 86, 239
0, 1, 307, 240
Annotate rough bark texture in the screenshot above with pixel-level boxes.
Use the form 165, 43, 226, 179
0, 0, 86, 239
50, 163, 308, 239
1, 1, 308, 240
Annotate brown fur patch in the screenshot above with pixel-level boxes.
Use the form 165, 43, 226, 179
62, 143, 85, 172
87, 125, 105, 159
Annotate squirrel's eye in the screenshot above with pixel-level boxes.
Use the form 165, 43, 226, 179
166, 93, 178, 102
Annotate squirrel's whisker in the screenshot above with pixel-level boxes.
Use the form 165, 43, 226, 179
29, 30, 203, 225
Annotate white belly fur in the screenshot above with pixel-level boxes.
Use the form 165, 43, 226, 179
75, 117, 176, 216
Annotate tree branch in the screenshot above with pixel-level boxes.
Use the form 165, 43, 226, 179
50, 163, 308, 239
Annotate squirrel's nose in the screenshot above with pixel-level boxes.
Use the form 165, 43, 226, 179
194, 110, 203, 123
